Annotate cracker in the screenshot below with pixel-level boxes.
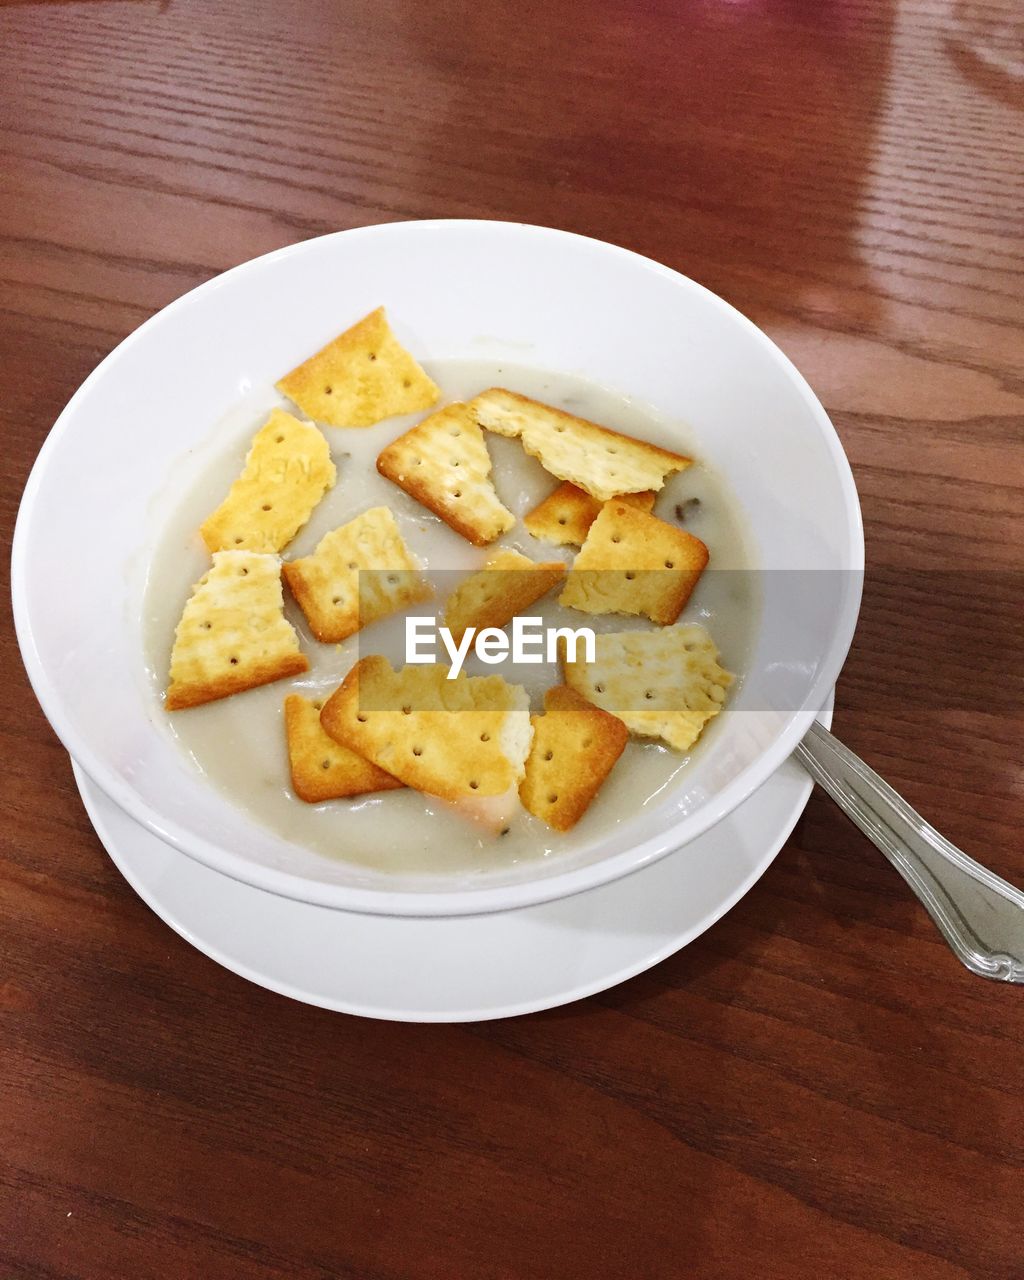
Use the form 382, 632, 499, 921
376, 402, 515, 546
276, 307, 439, 428
199, 409, 336, 554
562, 626, 733, 751
319, 656, 532, 800
524, 482, 656, 546
284, 694, 403, 803
443, 548, 566, 642
469, 389, 691, 502
519, 686, 628, 831
283, 506, 431, 643
166, 551, 308, 710
559, 502, 708, 625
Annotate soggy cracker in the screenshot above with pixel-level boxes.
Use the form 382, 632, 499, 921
524, 482, 656, 546
444, 548, 566, 642
276, 307, 439, 428
319, 656, 532, 800
166, 551, 308, 710
200, 409, 336, 554
560, 502, 708, 625
376, 402, 515, 546
284, 694, 403, 803
562, 626, 733, 752
283, 506, 430, 643
519, 686, 628, 831
469, 389, 691, 502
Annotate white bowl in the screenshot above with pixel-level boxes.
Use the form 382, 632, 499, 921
12, 220, 863, 917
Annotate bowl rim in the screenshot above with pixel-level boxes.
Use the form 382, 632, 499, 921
11, 218, 864, 917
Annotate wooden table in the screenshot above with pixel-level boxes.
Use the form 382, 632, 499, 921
2, 2, 1022, 1276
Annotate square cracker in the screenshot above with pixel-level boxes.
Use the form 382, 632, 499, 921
519, 686, 628, 831
276, 306, 439, 428
166, 551, 308, 710
283, 506, 431, 643
469, 389, 691, 502
524, 482, 656, 546
200, 409, 336, 554
444, 548, 566, 643
319, 656, 532, 801
560, 502, 709, 625
562, 625, 733, 752
376, 403, 515, 546
284, 694, 403, 803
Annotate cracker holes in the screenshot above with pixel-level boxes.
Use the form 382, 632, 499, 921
413, 457, 423, 466
625, 571, 636, 580
239, 567, 248, 576
469, 780, 479, 790
368, 352, 378, 362
595, 683, 605, 693
547, 793, 558, 804
229, 656, 239, 665
610, 533, 622, 543
321, 759, 331, 770
324, 385, 333, 395
387, 575, 398, 585
664, 560, 674, 569
449, 427, 461, 438
558, 517, 567, 525
201, 622, 212, 631
543, 750, 553, 761
480, 732, 490, 742
262, 504, 272, 512
275, 434, 285, 443
402, 378, 412, 388
234, 536, 243, 545
644, 689, 655, 700
452, 489, 462, 499
357, 713, 368, 722
412, 745, 423, 756
401, 705, 412, 715
582, 737, 592, 748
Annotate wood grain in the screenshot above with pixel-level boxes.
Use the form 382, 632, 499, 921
1, 1, 1022, 1276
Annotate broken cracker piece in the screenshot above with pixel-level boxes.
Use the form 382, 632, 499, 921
200, 409, 336, 554
319, 656, 532, 801
562, 626, 733, 752
524, 482, 656, 546
444, 548, 566, 643
276, 306, 439, 427
469, 389, 691, 502
376, 402, 515, 546
166, 551, 308, 710
284, 694, 403, 803
560, 502, 708, 625
520, 686, 629, 831
283, 506, 430, 643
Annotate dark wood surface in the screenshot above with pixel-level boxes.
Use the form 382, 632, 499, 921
2, 2, 1023, 1276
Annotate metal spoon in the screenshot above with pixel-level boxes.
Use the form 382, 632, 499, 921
795, 721, 1024, 983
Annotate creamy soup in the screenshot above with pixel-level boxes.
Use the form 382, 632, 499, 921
143, 361, 759, 876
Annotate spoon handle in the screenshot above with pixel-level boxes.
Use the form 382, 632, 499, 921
794, 721, 1024, 983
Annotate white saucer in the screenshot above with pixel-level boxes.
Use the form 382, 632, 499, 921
72, 696, 830, 1022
